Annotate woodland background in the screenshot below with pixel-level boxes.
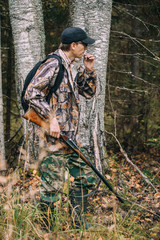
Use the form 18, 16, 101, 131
0, 0, 160, 239
1, 0, 160, 164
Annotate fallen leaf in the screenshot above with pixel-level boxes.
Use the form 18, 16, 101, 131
154, 193, 160, 199
33, 170, 37, 175
44, 233, 50, 240
93, 197, 100, 202
98, 237, 103, 240
155, 203, 160, 208
105, 174, 111, 180
108, 224, 116, 232
145, 218, 152, 222
70, 176, 74, 182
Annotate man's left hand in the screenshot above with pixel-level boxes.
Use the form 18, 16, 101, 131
83, 53, 95, 72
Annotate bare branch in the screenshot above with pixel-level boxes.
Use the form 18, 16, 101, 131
111, 30, 159, 59
114, 5, 160, 33
106, 69, 158, 193
112, 70, 159, 88
114, 5, 149, 31
109, 52, 158, 68
105, 130, 158, 192
107, 84, 148, 94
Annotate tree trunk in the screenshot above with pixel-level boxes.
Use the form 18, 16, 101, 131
8, 0, 45, 105
5, 27, 12, 140
0, 15, 6, 170
69, 0, 112, 172
8, 0, 45, 168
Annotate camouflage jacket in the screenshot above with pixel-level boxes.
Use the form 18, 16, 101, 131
24, 49, 97, 153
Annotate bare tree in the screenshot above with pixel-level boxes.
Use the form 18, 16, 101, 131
8, 0, 45, 168
69, 0, 112, 172
0, 14, 6, 170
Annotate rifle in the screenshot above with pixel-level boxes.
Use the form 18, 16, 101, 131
23, 108, 125, 203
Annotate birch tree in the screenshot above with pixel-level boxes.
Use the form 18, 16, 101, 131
69, 0, 112, 171
8, 0, 45, 168
0, 14, 6, 170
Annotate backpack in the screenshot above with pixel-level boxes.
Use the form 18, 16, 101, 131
21, 54, 64, 112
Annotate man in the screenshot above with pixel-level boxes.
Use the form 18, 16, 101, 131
24, 27, 97, 227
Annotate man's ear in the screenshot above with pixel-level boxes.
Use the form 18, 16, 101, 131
70, 42, 76, 50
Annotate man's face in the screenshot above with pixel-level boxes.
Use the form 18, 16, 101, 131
71, 42, 88, 58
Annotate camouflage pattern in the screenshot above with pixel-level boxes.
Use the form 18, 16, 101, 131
24, 49, 97, 154
24, 48, 97, 203
40, 148, 97, 203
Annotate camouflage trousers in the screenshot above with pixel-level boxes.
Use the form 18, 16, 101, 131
40, 148, 97, 203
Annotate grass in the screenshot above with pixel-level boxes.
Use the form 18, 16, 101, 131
0, 160, 159, 239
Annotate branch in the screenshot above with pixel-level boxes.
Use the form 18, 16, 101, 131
114, 5, 160, 33
105, 130, 158, 192
111, 30, 159, 59
5, 124, 22, 143
92, 113, 102, 173
107, 84, 148, 94
109, 52, 158, 68
114, 5, 149, 31
106, 67, 158, 193
112, 70, 160, 88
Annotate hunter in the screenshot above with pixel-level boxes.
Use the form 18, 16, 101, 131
24, 27, 97, 228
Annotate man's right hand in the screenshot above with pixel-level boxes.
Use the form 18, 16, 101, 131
49, 117, 61, 138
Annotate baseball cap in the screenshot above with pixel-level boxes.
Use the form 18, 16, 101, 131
61, 27, 95, 45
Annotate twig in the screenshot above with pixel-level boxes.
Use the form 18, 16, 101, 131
114, 5, 160, 32
110, 52, 158, 68
124, 198, 160, 219
111, 30, 159, 59
114, 5, 149, 31
112, 70, 159, 88
105, 130, 158, 193
92, 113, 102, 173
107, 84, 148, 93
106, 69, 158, 192
6, 124, 23, 143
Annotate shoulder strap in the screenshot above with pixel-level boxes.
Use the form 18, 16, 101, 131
21, 60, 43, 112
46, 54, 64, 104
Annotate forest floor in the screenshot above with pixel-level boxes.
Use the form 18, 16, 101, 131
0, 148, 159, 240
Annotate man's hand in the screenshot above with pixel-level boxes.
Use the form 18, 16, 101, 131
49, 117, 60, 138
83, 53, 95, 72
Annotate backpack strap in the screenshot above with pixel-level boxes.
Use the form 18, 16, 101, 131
21, 60, 43, 112
46, 54, 64, 104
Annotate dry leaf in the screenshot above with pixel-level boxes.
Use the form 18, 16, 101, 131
70, 176, 74, 182
155, 203, 160, 208
145, 218, 152, 222
105, 174, 111, 180
108, 224, 116, 232
93, 197, 100, 202
43, 233, 50, 240
98, 237, 103, 240
33, 170, 37, 175
154, 193, 160, 199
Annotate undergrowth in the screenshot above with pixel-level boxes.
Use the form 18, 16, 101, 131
0, 151, 159, 240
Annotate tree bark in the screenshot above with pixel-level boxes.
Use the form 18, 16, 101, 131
0, 15, 6, 170
6, 28, 12, 140
8, 0, 45, 105
69, 0, 112, 172
8, 0, 45, 168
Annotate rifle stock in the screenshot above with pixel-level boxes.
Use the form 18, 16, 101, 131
23, 108, 49, 129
